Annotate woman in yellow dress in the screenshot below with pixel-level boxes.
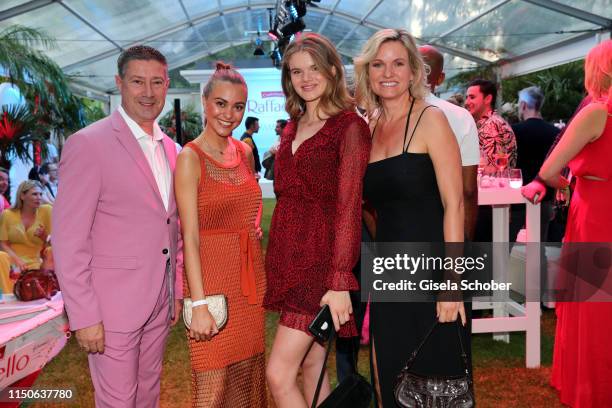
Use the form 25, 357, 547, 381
0, 180, 53, 294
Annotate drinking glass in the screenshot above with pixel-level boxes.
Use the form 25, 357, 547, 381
493, 147, 509, 178
477, 155, 485, 184
509, 168, 523, 189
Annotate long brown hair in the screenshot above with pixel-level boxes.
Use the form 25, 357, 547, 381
281, 33, 353, 120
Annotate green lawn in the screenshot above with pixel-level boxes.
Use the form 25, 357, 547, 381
260, 198, 275, 251
29, 198, 563, 407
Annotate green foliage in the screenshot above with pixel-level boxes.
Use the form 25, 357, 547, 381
0, 104, 50, 164
175, 43, 262, 70
35, 92, 87, 136
445, 60, 585, 122
81, 97, 107, 125
169, 65, 195, 89
0, 25, 62, 98
159, 105, 203, 143
261, 198, 276, 252
501, 60, 585, 122
205, 43, 256, 64
0, 25, 86, 135
446, 65, 498, 89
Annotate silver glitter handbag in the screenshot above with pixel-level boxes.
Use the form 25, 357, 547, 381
394, 321, 474, 408
182, 295, 228, 330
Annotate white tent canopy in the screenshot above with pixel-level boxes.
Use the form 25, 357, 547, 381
1, 0, 610, 96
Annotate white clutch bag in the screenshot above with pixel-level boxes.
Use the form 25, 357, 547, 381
183, 295, 228, 330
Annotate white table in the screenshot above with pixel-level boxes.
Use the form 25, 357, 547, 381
475, 184, 541, 368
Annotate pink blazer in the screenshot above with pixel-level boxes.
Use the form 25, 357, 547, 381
53, 110, 183, 332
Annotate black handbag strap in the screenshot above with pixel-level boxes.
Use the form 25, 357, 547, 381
403, 320, 470, 378
311, 330, 336, 408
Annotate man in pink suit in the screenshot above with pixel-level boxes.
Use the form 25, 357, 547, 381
52, 45, 183, 407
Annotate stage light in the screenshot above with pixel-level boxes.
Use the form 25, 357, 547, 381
293, 1, 308, 18
267, 30, 279, 41
280, 18, 305, 37
270, 48, 282, 68
267, 1, 316, 68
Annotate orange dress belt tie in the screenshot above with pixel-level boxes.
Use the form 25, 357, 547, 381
202, 228, 258, 305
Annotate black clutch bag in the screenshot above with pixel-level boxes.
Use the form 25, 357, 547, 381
394, 320, 474, 408
309, 305, 372, 408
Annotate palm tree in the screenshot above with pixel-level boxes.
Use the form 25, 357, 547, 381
0, 25, 85, 135
0, 104, 48, 165
1, 26, 65, 104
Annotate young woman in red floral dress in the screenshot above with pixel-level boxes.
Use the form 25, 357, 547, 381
264, 33, 371, 408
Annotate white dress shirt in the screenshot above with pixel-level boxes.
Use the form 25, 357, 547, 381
425, 94, 480, 166
118, 106, 171, 211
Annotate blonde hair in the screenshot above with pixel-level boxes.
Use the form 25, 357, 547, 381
281, 33, 353, 120
584, 39, 612, 100
202, 61, 247, 98
13, 180, 43, 210
354, 28, 429, 115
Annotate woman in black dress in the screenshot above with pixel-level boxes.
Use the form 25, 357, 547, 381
354, 28, 471, 406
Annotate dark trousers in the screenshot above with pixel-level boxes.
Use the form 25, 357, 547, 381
335, 224, 371, 382
335, 289, 367, 382
474, 205, 492, 243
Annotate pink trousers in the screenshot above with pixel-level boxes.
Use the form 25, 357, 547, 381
88, 277, 169, 408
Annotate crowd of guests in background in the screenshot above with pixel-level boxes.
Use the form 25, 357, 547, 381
236, 115, 288, 181
0, 160, 58, 294
1, 31, 609, 408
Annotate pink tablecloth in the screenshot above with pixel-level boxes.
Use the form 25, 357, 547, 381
0, 293, 69, 392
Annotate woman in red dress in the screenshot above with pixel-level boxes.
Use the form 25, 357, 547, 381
522, 39, 612, 408
264, 33, 371, 407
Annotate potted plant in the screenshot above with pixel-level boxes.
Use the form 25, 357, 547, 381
159, 106, 203, 144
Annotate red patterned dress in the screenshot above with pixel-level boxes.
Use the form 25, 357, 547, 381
264, 110, 371, 337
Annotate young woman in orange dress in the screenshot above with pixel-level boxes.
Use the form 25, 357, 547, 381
175, 62, 266, 407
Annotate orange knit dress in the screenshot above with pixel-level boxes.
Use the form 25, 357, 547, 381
184, 139, 267, 408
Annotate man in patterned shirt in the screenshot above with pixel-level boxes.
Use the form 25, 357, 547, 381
466, 79, 518, 242
466, 78, 517, 168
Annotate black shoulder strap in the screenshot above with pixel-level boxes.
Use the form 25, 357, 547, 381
402, 320, 470, 378
401, 98, 417, 153
404, 104, 435, 153
311, 330, 336, 408
371, 111, 382, 142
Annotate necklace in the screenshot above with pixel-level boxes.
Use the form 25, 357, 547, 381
202, 135, 229, 156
